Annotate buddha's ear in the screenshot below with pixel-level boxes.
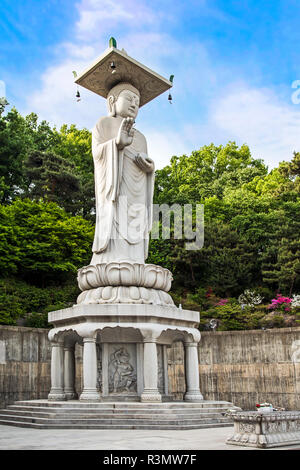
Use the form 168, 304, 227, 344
107, 95, 116, 117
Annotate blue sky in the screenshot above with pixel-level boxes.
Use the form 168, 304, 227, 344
1, 0, 300, 169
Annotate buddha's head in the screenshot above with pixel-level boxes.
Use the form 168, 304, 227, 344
107, 82, 140, 119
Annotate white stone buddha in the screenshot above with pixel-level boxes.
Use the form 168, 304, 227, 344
90, 82, 155, 266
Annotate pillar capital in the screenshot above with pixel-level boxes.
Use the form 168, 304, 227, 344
50, 341, 64, 348
82, 337, 97, 344
184, 341, 198, 348
140, 325, 162, 343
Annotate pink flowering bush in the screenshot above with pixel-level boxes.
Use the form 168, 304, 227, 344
216, 298, 229, 306
268, 294, 292, 313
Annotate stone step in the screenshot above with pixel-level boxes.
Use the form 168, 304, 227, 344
0, 411, 230, 422
13, 400, 233, 409
0, 399, 236, 430
0, 413, 231, 425
0, 418, 233, 430
6, 404, 231, 415
2, 409, 227, 420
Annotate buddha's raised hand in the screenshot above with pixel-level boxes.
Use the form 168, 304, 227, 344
116, 117, 135, 150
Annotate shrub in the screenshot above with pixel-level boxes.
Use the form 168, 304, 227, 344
0, 278, 79, 326
25, 312, 49, 328
0, 199, 94, 284
267, 294, 292, 313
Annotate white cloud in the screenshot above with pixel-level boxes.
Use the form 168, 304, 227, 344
61, 42, 96, 60
150, 82, 300, 170
207, 83, 300, 168
26, 60, 106, 129
146, 129, 190, 169
75, 0, 157, 40
76, 1, 133, 35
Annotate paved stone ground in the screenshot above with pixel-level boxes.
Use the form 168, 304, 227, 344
0, 424, 299, 450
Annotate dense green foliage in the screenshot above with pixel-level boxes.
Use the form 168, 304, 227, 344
149, 143, 300, 329
0, 105, 299, 329
0, 278, 79, 327
0, 108, 94, 217
0, 198, 94, 282
26, 150, 81, 214
150, 144, 300, 294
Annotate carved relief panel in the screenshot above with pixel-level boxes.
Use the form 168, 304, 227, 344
108, 344, 137, 394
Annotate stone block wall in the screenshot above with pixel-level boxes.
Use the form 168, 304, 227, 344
168, 327, 300, 410
0, 326, 51, 408
0, 326, 86, 408
0, 325, 300, 410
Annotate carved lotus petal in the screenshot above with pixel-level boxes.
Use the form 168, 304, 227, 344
144, 266, 157, 288
77, 262, 173, 292
107, 264, 122, 285
140, 287, 150, 301
76, 286, 174, 306
102, 286, 112, 300
129, 286, 140, 300
119, 263, 134, 285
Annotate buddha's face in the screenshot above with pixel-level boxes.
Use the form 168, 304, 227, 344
114, 89, 140, 119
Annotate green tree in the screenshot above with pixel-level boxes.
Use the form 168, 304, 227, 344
261, 222, 300, 295
0, 108, 94, 216
0, 98, 9, 116
154, 142, 267, 205
0, 278, 80, 326
0, 108, 34, 201
26, 150, 81, 214
49, 124, 94, 218
0, 108, 57, 202
0, 198, 94, 284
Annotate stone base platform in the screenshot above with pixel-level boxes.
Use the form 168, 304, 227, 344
47, 303, 204, 404
0, 400, 237, 430
226, 411, 300, 448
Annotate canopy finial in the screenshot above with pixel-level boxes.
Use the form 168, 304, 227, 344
109, 37, 117, 48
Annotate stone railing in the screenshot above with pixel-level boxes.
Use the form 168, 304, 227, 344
226, 411, 300, 448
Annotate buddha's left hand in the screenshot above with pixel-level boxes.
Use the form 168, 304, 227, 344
134, 154, 154, 173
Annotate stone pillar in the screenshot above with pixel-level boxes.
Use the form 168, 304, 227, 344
163, 345, 169, 396
184, 341, 203, 402
80, 337, 101, 401
64, 345, 77, 400
136, 343, 144, 396
48, 340, 66, 401
141, 340, 161, 402
101, 343, 109, 396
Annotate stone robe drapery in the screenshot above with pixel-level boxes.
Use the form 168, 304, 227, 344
91, 116, 154, 265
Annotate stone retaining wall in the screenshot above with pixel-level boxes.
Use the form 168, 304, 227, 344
1, 325, 300, 410
168, 327, 300, 410
0, 326, 51, 408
